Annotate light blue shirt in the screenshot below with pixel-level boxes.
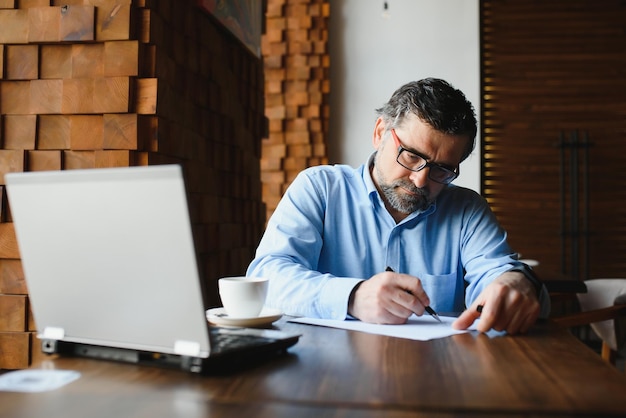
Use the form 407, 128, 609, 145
247, 156, 550, 320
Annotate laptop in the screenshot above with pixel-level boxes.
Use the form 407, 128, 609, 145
5, 164, 299, 373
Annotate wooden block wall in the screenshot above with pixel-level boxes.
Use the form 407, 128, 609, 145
261, 0, 330, 219
0, 0, 266, 368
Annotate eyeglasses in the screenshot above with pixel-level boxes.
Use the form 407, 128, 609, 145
390, 129, 459, 185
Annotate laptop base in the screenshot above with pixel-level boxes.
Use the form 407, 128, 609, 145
40, 327, 300, 374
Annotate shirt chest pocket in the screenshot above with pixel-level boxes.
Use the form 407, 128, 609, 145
418, 271, 464, 313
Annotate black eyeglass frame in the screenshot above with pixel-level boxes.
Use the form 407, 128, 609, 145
390, 129, 459, 185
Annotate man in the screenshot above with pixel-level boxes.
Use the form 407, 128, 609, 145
247, 78, 550, 334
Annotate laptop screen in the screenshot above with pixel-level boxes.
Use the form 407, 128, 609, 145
6, 165, 211, 358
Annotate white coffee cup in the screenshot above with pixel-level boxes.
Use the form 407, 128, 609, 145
218, 276, 269, 318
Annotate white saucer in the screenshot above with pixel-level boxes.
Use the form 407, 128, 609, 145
206, 307, 283, 328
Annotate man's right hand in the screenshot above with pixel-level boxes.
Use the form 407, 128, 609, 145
347, 270, 431, 324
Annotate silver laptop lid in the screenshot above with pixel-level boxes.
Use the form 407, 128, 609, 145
5, 165, 211, 358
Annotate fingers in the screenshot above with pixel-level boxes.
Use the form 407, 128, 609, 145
455, 275, 541, 335
453, 302, 532, 334
451, 302, 484, 331
352, 270, 542, 333
388, 272, 432, 318
348, 275, 408, 324
399, 275, 431, 309
507, 300, 540, 334
485, 290, 540, 335
348, 271, 430, 324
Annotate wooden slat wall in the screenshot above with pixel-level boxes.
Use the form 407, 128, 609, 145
261, 0, 330, 220
0, 0, 266, 368
481, 0, 626, 280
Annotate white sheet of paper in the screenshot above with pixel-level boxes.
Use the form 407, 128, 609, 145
0, 370, 80, 393
289, 314, 477, 341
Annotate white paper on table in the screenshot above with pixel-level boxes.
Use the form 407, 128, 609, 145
0, 369, 81, 393
289, 314, 479, 341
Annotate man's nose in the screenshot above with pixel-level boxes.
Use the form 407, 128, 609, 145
409, 167, 430, 187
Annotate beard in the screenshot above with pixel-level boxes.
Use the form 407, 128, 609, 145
379, 179, 431, 213
374, 163, 432, 213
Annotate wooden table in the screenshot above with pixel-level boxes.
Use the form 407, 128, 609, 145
1, 319, 625, 417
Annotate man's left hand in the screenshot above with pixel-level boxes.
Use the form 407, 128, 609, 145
452, 271, 540, 335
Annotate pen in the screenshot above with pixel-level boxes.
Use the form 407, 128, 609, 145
385, 266, 442, 323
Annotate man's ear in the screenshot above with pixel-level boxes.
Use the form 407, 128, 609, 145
373, 117, 386, 150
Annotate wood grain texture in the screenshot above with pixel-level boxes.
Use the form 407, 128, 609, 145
103, 113, 138, 150
134, 78, 157, 114
0, 294, 27, 332
0, 150, 25, 185
104, 40, 138, 77
0, 321, 625, 415
0, 81, 30, 114
40, 44, 73, 79
0, 0, 267, 369
61, 78, 95, 113
19, 0, 50, 9
482, 1, 626, 280
0, 9, 29, 44
61, 77, 129, 114
5, 45, 38, 80
0, 223, 20, 258
261, 0, 330, 219
0, 331, 29, 369
28, 6, 60, 42
93, 76, 129, 113
63, 150, 95, 169
69, 115, 103, 150
19, 0, 49, 7
27, 150, 63, 171
71, 44, 104, 78
94, 1, 131, 41
59, 5, 95, 41
37, 115, 71, 149
30, 79, 63, 114
95, 149, 131, 168
3, 115, 37, 150
0, 260, 26, 295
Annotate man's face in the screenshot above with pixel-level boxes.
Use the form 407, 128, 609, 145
371, 114, 469, 218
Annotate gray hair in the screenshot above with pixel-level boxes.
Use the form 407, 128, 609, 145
375, 78, 477, 161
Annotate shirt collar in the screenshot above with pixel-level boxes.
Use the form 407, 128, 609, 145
363, 152, 379, 201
